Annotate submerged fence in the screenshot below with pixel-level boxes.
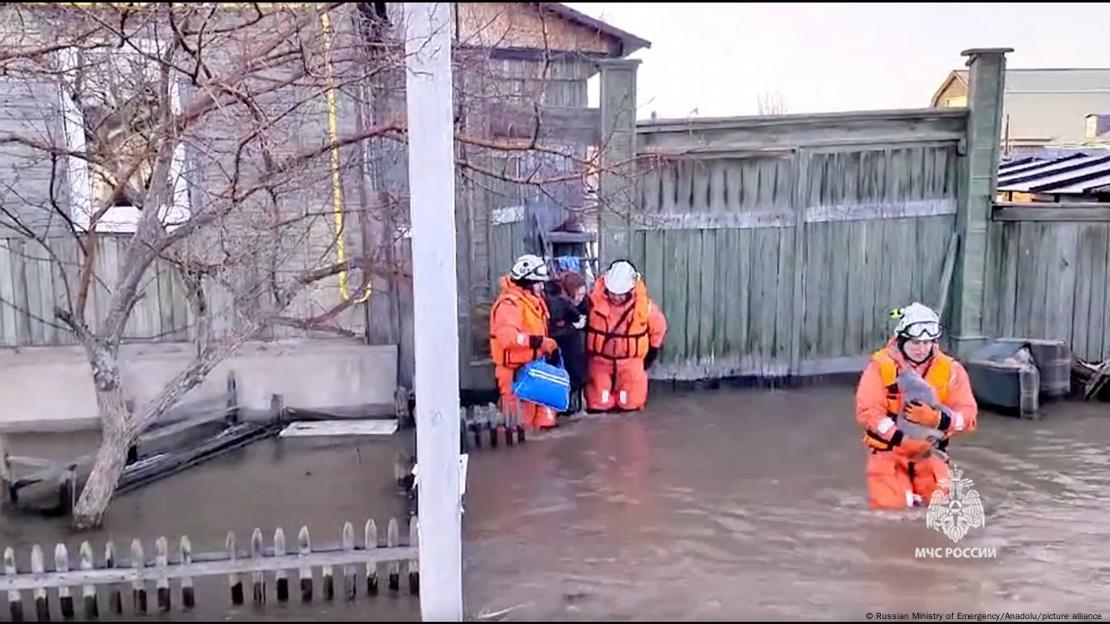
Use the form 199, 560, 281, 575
0, 516, 418, 620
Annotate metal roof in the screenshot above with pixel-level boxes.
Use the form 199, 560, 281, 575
998, 151, 1110, 194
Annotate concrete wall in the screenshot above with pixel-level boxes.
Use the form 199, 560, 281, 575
0, 339, 398, 432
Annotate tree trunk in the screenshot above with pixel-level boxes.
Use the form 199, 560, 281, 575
71, 420, 130, 530
72, 349, 133, 530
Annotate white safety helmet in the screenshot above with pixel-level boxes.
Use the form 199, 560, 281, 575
604, 260, 638, 295
892, 302, 942, 341
509, 254, 551, 282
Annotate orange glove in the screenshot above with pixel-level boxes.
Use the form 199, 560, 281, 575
905, 401, 941, 428
899, 436, 934, 457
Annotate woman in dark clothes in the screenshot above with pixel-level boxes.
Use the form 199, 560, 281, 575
546, 271, 589, 417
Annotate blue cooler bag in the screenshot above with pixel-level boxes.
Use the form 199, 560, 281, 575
512, 354, 571, 412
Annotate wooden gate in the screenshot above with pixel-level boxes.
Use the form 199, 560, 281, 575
631, 110, 968, 381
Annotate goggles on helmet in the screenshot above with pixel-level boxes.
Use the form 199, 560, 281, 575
899, 321, 941, 341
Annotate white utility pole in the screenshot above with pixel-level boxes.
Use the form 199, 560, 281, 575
403, 2, 464, 621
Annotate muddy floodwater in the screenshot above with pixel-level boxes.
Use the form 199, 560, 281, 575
462, 384, 1110, 621
3, 384, 1110, 621
0, 433, 419, 621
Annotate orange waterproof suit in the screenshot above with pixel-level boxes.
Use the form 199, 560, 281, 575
489, 277, 557, 429
584, 277, 667, 412
855, 338, 978, 509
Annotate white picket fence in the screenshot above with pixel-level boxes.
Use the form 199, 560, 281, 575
0, 516, 419, 620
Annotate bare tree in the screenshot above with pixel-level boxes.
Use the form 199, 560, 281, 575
757, 91, 787, 116
0, 2, 646, 529
0, 2, 410, 528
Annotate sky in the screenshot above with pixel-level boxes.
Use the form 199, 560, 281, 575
567, 3, 1110, 120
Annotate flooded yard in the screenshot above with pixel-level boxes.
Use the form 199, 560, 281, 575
2, 383, 1109, 621
463, 384, 1110, 621
0, 433, 419, 621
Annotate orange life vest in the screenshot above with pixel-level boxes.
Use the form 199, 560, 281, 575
586, 278, 650, 360
873, 348, 953, 415
863, 347, 954, 453
489, 279, 550, 368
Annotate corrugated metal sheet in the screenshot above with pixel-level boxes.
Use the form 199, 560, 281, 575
998, 152, 1110, 194
999, 153, 1083, 177
998, 156, 1036, 172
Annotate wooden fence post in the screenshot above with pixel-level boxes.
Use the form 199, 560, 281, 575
470, 404, 483, 446
5, 547, 22, 622
130, 540, 146, 614
273, 529, 288, 603
155, 538, 170, 612
226, 533, 242, 606
514, 402, 525, 445
364, 520, 378, 596
54, 544, 73, 620
408, 517, 420, 595
322, 535, 335, 602
298, 527, 312, 603
179, 537, 194, 610
31, 545, 47, 622
79, 543, 96, 620
250, 529, 265, 605
342, 522, 356, 601
387, 518, 399, 592
104, 542, 121, 615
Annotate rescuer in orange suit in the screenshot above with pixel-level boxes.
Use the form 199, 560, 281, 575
855, 302, 979, 510
585, 260, 668, 413
489, 254, 559, 430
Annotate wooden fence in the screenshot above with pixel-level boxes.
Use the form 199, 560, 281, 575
0, 516, 418, 620
0, 235, 366, 348
986, 203, 1110, 362
630, 110, 967, 380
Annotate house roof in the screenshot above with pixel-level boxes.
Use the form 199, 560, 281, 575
998, 151, 1110, 195
930, 70, 969, 107
932, 68, 1110, 106
539, 3, 651, 56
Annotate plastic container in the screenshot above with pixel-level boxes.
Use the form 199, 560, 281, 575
996, 338, 1070, 399
965, 345, 1040, 419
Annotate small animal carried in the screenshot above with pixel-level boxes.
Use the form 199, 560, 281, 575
895, 368, 949, 459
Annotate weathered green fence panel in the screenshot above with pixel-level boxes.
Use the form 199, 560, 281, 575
632, 112, 965, 380
985, 218, 1110, 361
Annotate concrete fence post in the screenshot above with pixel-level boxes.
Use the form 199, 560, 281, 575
402, 2, 464, 620
952, 47, 1012, 358
597, 58, 641, 269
